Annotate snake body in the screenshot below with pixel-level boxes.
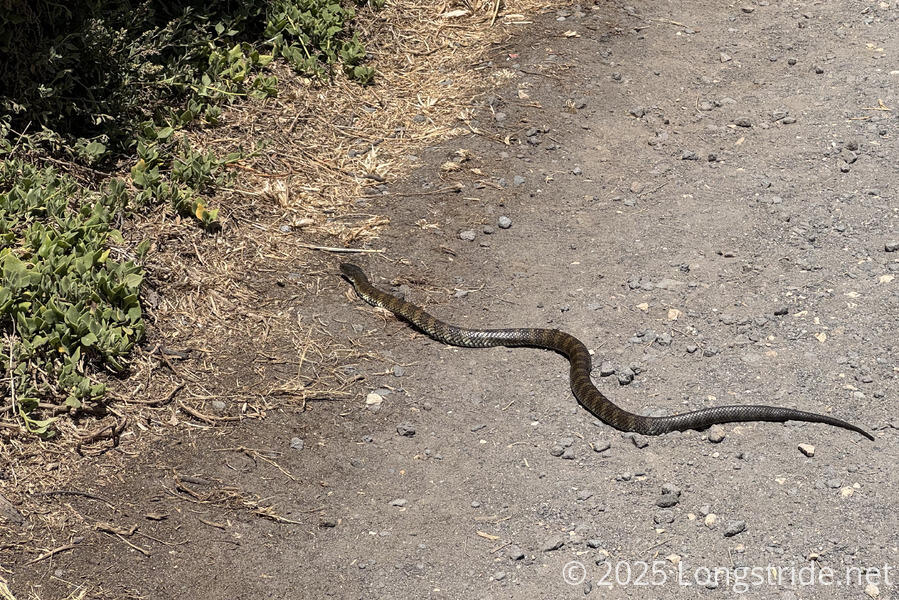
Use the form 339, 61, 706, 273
340, 263, 873, 441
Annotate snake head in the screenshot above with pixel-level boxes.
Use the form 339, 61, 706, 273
339, 263, 368, 283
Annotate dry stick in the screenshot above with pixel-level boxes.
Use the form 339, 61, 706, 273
26, 538, 83, 565
178, 401, 241, 424
295, 243, 385, 254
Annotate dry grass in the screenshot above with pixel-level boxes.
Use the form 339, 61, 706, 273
0, 0, 572, 556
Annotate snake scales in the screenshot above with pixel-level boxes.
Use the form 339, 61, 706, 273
340, 263, 873, 441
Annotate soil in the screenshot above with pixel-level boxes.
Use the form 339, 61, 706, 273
5, 1, 899, 598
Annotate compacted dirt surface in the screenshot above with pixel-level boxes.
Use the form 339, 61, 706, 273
7, 1, 899, 598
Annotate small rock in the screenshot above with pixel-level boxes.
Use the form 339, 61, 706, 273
773, 305, 789, 316
798, 443, 815, 457
708, 425, 726, 443
507, 545, 526, 560
703, 345, 720, 357
599, 361, 616, 376
392, 365, 405, 377
617, 367, 635, 385
512, 175, 525, 186
591, 440, 611, 453
210, 400, 226, 415
655, 510, 675, 524
390, 498, 408, 507
865, 583, 880, 598
290, 437, 305, 451
704, 513, 718, 528
656, 493, 679, 508
498, 216, 513, 229
586, 538, 602, 548
734, 118, 752, 128
686, 344, 698, 353
724, 520, 746, 537
397, 423, 416, 437
884, 242, 899, 253
471, 501, 481, 508
482, 225, 495, 235
631, 434, 649, 449
549, 445, 565, 457
561, 447, 576, 460
493, 571, 506, 581
661, 483, 682, 497
542, 536, 565, 552
681, 150, 699, 161
459, 230, 476, 241
576, 490, 594, 501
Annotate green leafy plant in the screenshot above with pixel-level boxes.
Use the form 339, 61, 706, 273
0, 160, 144, 433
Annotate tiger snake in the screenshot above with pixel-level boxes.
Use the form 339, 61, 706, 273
340, 263, 873, 441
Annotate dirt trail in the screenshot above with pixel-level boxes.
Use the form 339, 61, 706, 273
7, 1, 898, 598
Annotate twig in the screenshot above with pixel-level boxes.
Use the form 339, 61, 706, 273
35, 489, 115, 510
490, 0, 501, 27
126, 382, 185, 407
295, 243, 385, 254
26, 538, 83, 564
178, 401, 241, 424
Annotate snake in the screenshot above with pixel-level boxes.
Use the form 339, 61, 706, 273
340, 263, 873, 441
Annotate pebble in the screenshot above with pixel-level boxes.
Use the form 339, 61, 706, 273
542, 536, 565, 552
390, 498, 408, 507
686, 344, 698, 353
586, 538, 602, 548
591, 439, 611, 453
290, 437, 305, 451
708, 425, 726, 443
550, 445, 565, 457
396, 423, 416, 437
471, 501, 481, 508
210, 400, 227, 415
773, 305, 789, 316
681, 150, 699, 161
507, 545, 526, 560
577, 490, 594, 501
617, 367, 635, 385
885, 242, 899, 253
561, 448, 576, 460
724, 520, 746, 537
734, 118, 752, 128
703, 345, 720, 357
493, 571, 506, 581
656, 493, 679, 508
498, 216, 513, 229
865, 583, 880, 598
459, 230, 476, 241
630, 434, 649, 449
599, 361, 616, 376
798, 443, 815, 457
704, 513, 718, 528
661, 483, 682, 497
655, 510, 675, 524
512, 175, 525, 186
392, 365, 405, 377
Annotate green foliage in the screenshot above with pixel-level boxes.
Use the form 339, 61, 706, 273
1, 1, 380, 157
0, 160, 145, 433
